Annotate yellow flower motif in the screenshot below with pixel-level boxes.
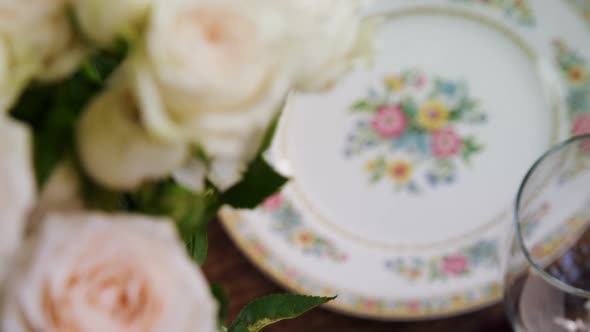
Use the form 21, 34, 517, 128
417, 100, 449, 131
451, 295, 467, 308
293, 230, 316, 249
568, 65, 586, 84
365, 160, 377, 172
388, 160, 413, 184
409, 270, 421, 279
384, 75, 404, 91
513, 0, 526, 9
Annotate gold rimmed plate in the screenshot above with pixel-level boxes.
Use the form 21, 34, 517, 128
220, 0, 590, 320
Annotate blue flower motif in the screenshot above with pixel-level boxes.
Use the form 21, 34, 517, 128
390, 131, 431, 157
426, 173, 437, 185
407, 182, 420, 193
438, 81, 458, 97
465, 240, 498, 267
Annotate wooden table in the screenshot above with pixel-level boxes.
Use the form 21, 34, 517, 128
204, 220, 513, 332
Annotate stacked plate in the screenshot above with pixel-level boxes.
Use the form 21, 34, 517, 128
220, 0, 590, 320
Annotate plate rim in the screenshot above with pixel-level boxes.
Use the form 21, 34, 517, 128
218, 0, 588, 321
219, 210, 502, 320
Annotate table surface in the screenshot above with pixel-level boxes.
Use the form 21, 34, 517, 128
203, 220, 513, 332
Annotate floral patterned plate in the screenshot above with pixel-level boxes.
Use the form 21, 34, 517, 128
220, 0, 590, 320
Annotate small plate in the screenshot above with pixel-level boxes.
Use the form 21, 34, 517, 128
220, 0, 590, 320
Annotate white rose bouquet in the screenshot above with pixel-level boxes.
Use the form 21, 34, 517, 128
0, 0, 376, 330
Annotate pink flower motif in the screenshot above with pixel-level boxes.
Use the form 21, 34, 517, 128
371, 105, 408, 138
442, 255, 469, 276
253, 243, 268, 256
407, 301, 420, 312
364, 300, 378, 310
285, 269, 298, 281
572, 114, 590, 153
416, 75, 427, 88
263, 193, 283, 210
432, 128, 463, 159
573, 114, 590, 136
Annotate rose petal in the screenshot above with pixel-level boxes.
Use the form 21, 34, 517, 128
77, 76, 189, 190
72, 0, 152, 46
0, 115, 35, 280
172, 158, 207, 193
29, 162, 83, 230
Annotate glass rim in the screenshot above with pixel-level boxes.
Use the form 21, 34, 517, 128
514, 133, 590, 298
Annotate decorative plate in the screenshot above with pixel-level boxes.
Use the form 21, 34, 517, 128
220, 0, 590, 320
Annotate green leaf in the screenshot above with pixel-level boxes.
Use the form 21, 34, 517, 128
10, 49, 126, 188
369, 174, 382, 184
128, 181, 221, 265
185, 223, 209, 266
81, 176, 128, 212
191, 145, 213, 169
461, 137, 484, 164
81, 61, 103, 83
464, 99, 479, 110
229, 294, 334, 332
400, 98, 418, 118
220, 156, 288, 209
218, 100, 289, 209
257, 103, 284, 156
449, 109, 462, 121
462, 137, 483, 153
351, 100, 372, 112
212, 285, 230, 330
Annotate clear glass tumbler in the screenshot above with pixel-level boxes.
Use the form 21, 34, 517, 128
505, 134, 590, 332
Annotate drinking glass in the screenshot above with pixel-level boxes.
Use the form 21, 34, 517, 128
504, 134, 590, 332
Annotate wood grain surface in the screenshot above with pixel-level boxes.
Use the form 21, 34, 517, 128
203, 220, 513, 331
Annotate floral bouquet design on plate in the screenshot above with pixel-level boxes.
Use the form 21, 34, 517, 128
554, 40, 590, 138
344, 70, 488, 193
553, 40, 590, 183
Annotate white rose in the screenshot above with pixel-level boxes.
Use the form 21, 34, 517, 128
77, 72, 189, 190
71, 0, 152, 46
0, 115, 35, 280
0, 0, 85, 109
0, 38, 19, 111
133, 0, 295, 190
284, 0, 377, 91
1, 212, 218, 332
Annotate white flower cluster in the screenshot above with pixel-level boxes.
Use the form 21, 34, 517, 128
71, 0, 375, 192
0, 0, 375, 330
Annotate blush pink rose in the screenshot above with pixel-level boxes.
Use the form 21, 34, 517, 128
371, 105, 407, 138
442, 255, 468, 276
1, 213, 218, 332
432, 128, 463, 159
0, 116, 35, 282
